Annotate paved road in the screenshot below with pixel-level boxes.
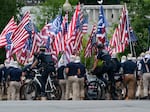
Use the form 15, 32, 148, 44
0, 100, 150, 112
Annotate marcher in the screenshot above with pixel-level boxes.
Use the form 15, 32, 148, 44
74, 56, 86, 100
122, 54, 137, 99
7, 61, 22, 100
65, 55, 80, 100
0, 64, 5, 100
57, 57, 66, 100
139, 51, 150, 99
135, 56, 143, 99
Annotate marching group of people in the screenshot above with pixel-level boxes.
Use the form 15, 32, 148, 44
0, 44, 150, 100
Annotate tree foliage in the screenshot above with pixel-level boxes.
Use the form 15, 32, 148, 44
0, 0, 17, 63
126, 0, 150, 56
0, 0, 23, 63
34, 0, 79, 29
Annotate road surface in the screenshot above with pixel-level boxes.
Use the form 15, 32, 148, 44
0, 100, 149, 112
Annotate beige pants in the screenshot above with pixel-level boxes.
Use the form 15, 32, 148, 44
143, 73, 150, 97
78, 78, 85, 100
0, 84, 4, 100
124, 74, 136, 99
7, 81, 21, 100
136, 78, 144, 98
65, 76, 79, 100
59, 79, 66, 100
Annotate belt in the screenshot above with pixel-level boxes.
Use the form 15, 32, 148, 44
124, 74, 133, 76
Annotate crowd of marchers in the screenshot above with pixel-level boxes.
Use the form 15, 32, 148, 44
0, 44, 150, 100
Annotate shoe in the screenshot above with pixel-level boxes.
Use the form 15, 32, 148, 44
140, 96, 149, 100
40, 92, 47, 100
41, 96, 47, 100
68, 98, 72, 100
39, 92, 46, 97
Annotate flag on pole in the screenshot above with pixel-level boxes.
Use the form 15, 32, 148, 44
109, 5, 129, 54
0, 17, 17, 49
65, 3, 81, 62
82, 15, 88, 34
84, 24, 97, 58
12, 11, 32, 54
96, 6, 108, 45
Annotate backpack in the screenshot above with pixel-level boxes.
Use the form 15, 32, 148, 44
44, 53, 54, 66
111, 58, 118, 73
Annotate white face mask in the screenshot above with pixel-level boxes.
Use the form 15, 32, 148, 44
121, 59, 126, 63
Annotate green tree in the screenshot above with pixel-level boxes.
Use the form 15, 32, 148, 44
34, 0, 79, 29
126, 0, 150, 56
0, 0, 23, 63
0, 0, 16, 63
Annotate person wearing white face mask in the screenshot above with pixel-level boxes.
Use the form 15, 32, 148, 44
139, 51, 150, 99
57, 56, 66, 100
121, 54, 137, 100
74, 56, 86, 100
65, 55, 80, 100
7, 60, 22, 100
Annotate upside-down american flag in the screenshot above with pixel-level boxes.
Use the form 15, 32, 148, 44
65, 3, 81, 62
96, 5, 107, 45
0, 17, 18, 59
84, 24, 97, 58
53, 13, 68, 57
109, 5, 129, 54
15, 21, 33, 65
0, 17, 17, 48
11, 11, 32, 54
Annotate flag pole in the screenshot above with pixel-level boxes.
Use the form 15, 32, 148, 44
125, 3, 133, 56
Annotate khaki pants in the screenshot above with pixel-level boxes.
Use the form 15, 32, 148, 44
7, 81, 21, 100
78, 78, 85, 100
59, 79, 66, 100
136, 79, 144, 98
124, 74, 136, 99
0, 84, 3, 100
143, 73, 150, 97
65, 76, 79, 100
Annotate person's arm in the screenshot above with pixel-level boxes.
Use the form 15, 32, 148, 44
30, 59, 38, 69
92, 58, 99, 71
65, 67, 69, 79
77, 68, 81, 76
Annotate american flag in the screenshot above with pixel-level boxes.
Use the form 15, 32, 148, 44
12, 11, 32, 54
49, 15, 63, 37
96, 6, 107, 44
0, 17, 18, 59
41, 15, 63, 38
53, 13, 68, 56
16, 22, 34, 65
84, 24, 97, 58
109, 5, 129, 54
0, 17, 17, 48
65, 3, 81, 62
129, 26, 138, 42
30, 32, 42, 57
73, 9, 84, 52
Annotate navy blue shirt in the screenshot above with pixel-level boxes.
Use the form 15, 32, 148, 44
75, 62, 86, 78
57, 65, 66, 79
66, 62, 79, 76
8, 67, 22, 81
0, 67, 8, 82
122, 60, 137, 74
140, 58, 150, 73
